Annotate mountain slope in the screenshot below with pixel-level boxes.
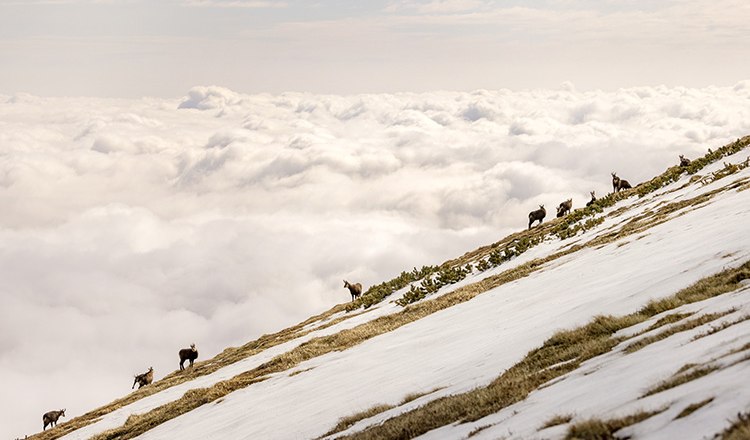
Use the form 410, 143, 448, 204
32, 137, 750, 440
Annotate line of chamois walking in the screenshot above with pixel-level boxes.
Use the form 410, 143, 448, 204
33, 154, 695, 437
38, 343, 198, 433
528, 171, 628, 229
527, 155, 692, 230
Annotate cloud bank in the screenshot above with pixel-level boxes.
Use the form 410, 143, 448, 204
1, 82, 749, 438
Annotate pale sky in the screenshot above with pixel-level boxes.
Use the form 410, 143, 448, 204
1, 0, 749, 97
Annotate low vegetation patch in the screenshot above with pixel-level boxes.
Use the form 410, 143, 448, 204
675, 397, 713, 419
540, 414, 574, 430
396, 263, 474, 305
624, 310, 736, 353
321, 388, 446, 438
642, 312, 694, 333
692, 314, 750, 341
620, 312, 694, 342
399, 388, 444, 405
715, 412, 750, 439
347, 265, 438, 311
642, 365, 720, 398
288, 367, 315, 377
564, 407, 667, 440
467, 424, 498, 438
321, 404, 396, 438
727, 342, 750, 358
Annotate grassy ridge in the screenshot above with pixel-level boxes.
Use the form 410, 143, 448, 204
564, 408, 667, 440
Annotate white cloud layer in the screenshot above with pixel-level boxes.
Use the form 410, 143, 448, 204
1, 83, 750, 438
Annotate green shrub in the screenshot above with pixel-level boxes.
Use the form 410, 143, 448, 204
347, 265, 438, 311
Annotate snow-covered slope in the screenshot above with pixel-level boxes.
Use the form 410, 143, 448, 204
37, 142, 750, 440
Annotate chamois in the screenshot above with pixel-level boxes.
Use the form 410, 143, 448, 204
132, 366, 154, 389
586, 191, 597, 207
556, 199, 572, 218
528, 205, 546, 229
42, 409, 65, 431
679, 154, 691, 167
343, 280, 363, 302
611, 172, 632, 192
179, 344, 198, 371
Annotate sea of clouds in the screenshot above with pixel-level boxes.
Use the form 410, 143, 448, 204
1, 82, 750, 438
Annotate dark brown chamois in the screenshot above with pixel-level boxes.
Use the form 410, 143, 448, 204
132, 366, 154, 389
343, 280, 363, 302
528, 205, 546, 229
556, 199, 572, 218
586, 191, 597, 207
179, 344, 198, 371
611, 172, 621, 193
611, 172, 632, 192
43, 409, 65, 431
618, 178, 632, 191
679, 154, 691, 167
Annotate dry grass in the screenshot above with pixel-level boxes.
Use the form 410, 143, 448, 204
675, 363, 699, 374
467, 424, 497, 438
727, 342, 750, 357
642, 365, 720, 397
399, 388, 444, 405
321, 404, 396, 438
675, 397, 714, 419
564, 408, 667, 440
319, 388, 447, 438
317, 388, 446, 438
288, 367, 315, 377
692, 314, 750, 341
620, 312, 694, 343
638, 267, 750, 317
540, 414, 574, 430
642, 312, 694, 333
624, 310, 736, 353
716, 412, 750, 439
